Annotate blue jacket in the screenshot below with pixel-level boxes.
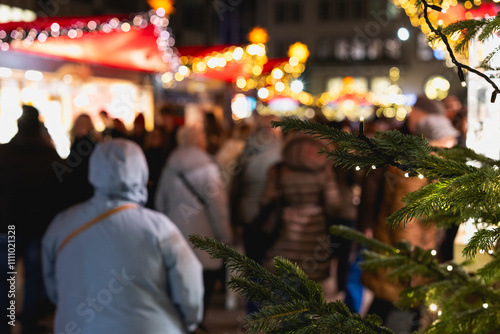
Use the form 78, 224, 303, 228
42, 139, 203, 334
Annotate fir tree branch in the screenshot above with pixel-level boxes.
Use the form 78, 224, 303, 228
420, 1, 500, 100
189, 235, 394, 333
462, 227, 500, 258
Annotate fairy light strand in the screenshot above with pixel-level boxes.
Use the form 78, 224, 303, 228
421, 1, 500, 101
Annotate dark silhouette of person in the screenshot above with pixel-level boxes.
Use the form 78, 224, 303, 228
0, 105, 67, 333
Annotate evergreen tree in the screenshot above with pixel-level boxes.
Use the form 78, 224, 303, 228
191, 1, 500, 332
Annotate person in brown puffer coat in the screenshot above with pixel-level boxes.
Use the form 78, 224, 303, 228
361, 101, 460, 332
260, 133, 342, 283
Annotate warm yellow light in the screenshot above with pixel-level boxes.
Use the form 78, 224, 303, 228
174, 72, 184, 81
272, 68, 284, 79
147, 0, 175, 14
236, 77, 247, 89
257, 87, 269, 99
207, 58, 218, 68
252, 66, 262, 76
121, 23, 131, 32
195, 62, 207, 72
275, 82, 285, 92
161, 72, 173, 83
430, 304, 438, 311
247, 27, 269, 44
288, 42, 309, 63
289, 57, 299, 67
224, 51, 233, 61
246, 79, 256, 89
233, 47, 244, 60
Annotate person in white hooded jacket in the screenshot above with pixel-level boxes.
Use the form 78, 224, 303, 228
155, 125, 233, 319
42, 138, 203, 334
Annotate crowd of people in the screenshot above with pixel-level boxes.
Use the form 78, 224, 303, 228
0, 94, 467, 333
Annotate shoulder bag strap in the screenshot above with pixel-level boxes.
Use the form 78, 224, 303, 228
57, 203, 138, 254
177, 171, 223, 240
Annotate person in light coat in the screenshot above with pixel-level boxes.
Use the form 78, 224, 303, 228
42, 138, 203, 334
155, 124, 233, 317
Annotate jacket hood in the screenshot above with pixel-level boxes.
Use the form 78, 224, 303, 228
89, 139, 148, 204
282, 134, 328, 171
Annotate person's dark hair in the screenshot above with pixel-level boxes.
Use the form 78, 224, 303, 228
134, 113, 145, 126
12, 105, 53, 147
18, 105, 41, 135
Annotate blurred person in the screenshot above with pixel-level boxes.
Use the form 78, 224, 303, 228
361, 96, 458, 332
0, 105, 68, 334
204, 112, 224, 155
155, 125, 233, 326
130, 113, 148, 148
111, 118, 128, 138
98, 110, 113, 140
214, 121, 252, 310
159, 104, 181, 155
215, 121, 252, 193
66, 113, 100, 206
143, 127, 169, 209
326, 120, 364, 300
443, 95, 467, 147
417, 114, 462, 263
42, 139, 203, 334
260, 133, 341, 284
229, 115, 283, 260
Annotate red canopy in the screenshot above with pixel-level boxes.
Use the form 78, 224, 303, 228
1, 14, 169, 72
1, 15, 288, 82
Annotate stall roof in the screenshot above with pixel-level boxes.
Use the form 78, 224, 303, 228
1, 14, 169, 73
1, 14, 287, 82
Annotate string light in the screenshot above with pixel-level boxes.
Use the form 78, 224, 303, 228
447, 265, 453, 271
428, 4, 443, 12
431, 250, 437, 256
492, 90, 498, 103
430, 304, 438, 311
458, 68, 467, 87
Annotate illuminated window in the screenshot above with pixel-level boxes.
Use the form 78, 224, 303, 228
367, 39, 384, 60
384, 38, 402, 59
334, 40, 350, 60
